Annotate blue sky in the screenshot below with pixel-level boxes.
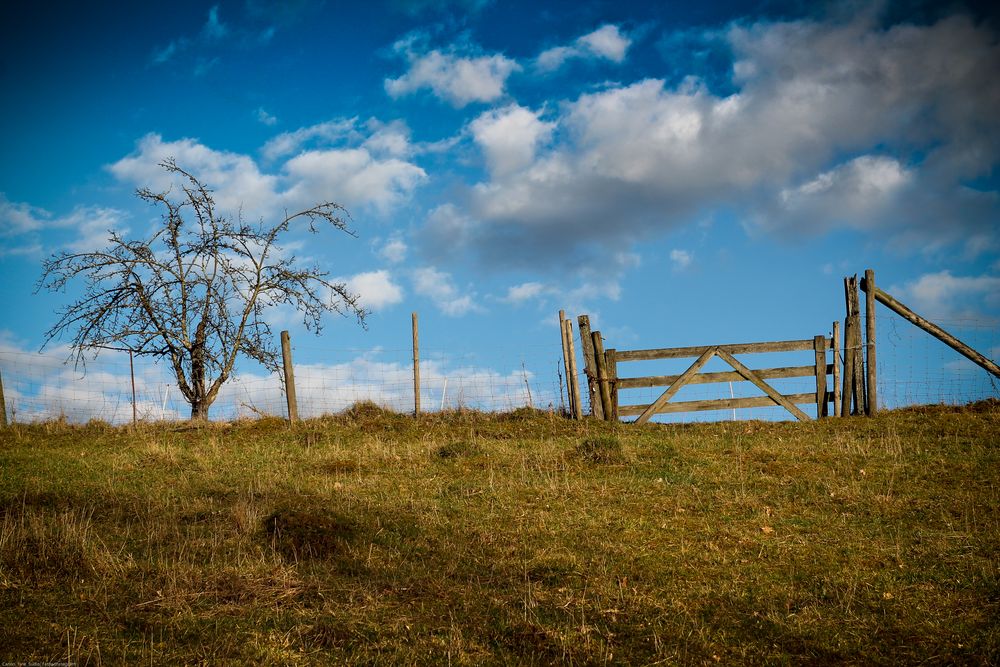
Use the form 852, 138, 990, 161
1, 0, 998, 418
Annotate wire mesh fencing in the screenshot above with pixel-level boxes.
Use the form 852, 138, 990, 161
0, 339, 574, 424
0, 309, 995, 425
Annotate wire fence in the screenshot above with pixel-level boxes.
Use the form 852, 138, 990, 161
0, 310, 996, 425
0, 339, 573, 424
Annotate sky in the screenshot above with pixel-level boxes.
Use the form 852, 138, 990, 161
1, 0, 998, 419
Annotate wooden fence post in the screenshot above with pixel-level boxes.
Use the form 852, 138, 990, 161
412, 312, 420, 416
129, 350, 137, 427
606, 349, 619, 421
842, 276, 867, 416
0, 368, 7, 427
832, 321, 841, 417
564, 320, 583, 420
558, 310, 573, 415
577, 315, 603, 419
592, 331, 613, 421
862, 269, 878, 415
280, 330, 298, 423
841, 277, 858, 416
813, 335, 827, 418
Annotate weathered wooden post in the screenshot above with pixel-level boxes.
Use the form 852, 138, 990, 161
558, 310, 573, 415
0, 368, 7, 427
591, 331, 613, 421
280, 330, 298, 423
129, 350, 137, 426
832, 321, 841, 417
412, 312, 420, 416
813, 335, 827, 418
564, 319, 583, 420
862, 269, 878, 415
606, 348, 619, 421
841, 276, 867, 416
577, 315, 603, 419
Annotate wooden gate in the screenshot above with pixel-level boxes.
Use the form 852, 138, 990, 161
583, 334, 838, 423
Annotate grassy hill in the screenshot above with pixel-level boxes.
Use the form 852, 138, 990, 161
1, 402, 998, 664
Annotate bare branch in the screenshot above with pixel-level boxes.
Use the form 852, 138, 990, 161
38, 159, 366, 419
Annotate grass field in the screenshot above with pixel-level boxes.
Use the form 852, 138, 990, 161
1, 401, 998, 665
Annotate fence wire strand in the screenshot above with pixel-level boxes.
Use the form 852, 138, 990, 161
0, 311, 995, 424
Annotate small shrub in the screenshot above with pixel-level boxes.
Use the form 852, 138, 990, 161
434, 440, 483, 459
264, 507, 357, 561
573, 436, 624, 464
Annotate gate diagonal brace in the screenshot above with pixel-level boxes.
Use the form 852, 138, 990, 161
715, 349, 811, 422
635, 347, 717, 425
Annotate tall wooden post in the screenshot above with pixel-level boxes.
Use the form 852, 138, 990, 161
592, 331, 613, 422
558, 310, 574, 416
0, 368, 7, 427
280, 330, 298, 423
577, 315, 603, 419
831, 321, 841, 417
862, 269, 878, 415
842, 276, 866, 416
563, 320, 582, 420
412, 312, 421, 416
129, 350, 137, 426
606, 349, 619, 421
813, 335, 827, 418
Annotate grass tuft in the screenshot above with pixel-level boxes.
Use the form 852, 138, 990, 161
573, 435, 625, 464
264, 507, 357, 561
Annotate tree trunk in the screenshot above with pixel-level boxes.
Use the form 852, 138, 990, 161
190, 399, 210, 421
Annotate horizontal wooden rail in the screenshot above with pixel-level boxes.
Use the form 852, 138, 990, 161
619, 392, 830, 417
617, 364, 833, 390
614, 338, 833, 362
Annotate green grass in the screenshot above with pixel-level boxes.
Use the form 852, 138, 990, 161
1, 401, 998, 664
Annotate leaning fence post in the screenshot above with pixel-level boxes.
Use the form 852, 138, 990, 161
564, 319, 583, 420
0, 368, 7, 427
129, 350, 137, 427
577, 315, 603, 419
813, 335, 827, 418
832, 321, 841, 417
412, 312, 421, 416
606, 348, 619, 421
841, 277, 858, 417
862, 269, 878, 415
592, 331, 613, 421
280, 330, 298, 423
558, 311, 573, 415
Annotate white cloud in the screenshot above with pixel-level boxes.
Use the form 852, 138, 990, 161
109, 133, 280, 215
470, 104, 555, 177
411, 266, 482, 316
377, 236, 408, 264
536, 24, 632, 72
281, 148, 427, 213
578, 24, 631, 61
0, 193, 48, 235
255, 107, 278, 126
202, 5, 228, 41
891, 271, 1000, 321
343, 270, 404, 311
385, 47, 521, 107
441, 14, 1000, 267
0, 194, 128, 253
501, 282, 546, 304
110, 129, 427, 218
669, 249, 692, 271
261, 119, 357, 161
761, 156, 912, 234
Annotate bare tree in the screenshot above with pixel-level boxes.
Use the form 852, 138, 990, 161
38, 159, 367, 420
